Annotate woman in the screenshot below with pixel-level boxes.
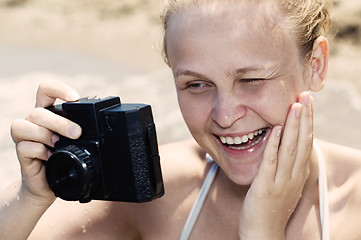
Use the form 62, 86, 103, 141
2, 0, 361, 239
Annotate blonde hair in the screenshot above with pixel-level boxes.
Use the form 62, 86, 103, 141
161, 0, 332, 65
279, 0, 332, 61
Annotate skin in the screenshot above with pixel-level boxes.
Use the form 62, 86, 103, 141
2, 1, 361, 239
167, 1, 309, 186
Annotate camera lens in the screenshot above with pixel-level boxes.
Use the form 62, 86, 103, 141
46, 145, 97, 202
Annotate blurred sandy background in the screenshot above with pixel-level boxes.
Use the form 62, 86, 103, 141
0, 0, 361, 191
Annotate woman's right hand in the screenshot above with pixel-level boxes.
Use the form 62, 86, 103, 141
10, 80, 82, 205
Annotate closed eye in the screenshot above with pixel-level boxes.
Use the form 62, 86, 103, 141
241, 78, 266, 83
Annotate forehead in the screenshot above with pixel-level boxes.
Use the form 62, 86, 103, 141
166, 1, 299, 68
168, 1, 289, 37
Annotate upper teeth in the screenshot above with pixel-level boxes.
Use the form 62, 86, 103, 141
219, 129, 264, 145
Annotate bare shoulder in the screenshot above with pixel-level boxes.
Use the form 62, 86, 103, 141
317, 140, 361, 237
159, 138, 208, 179
318, 140, 361, 189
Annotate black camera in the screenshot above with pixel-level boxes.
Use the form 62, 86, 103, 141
45, 96, 164, 203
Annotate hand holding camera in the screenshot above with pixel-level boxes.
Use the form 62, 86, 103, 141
11, 81, 164, 206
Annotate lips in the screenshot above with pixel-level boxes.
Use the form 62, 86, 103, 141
218, 128, 267, 150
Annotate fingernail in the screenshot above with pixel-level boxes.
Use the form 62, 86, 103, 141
66, 90, 80, 101
295, 103, 302, 118
275, 126, 282, 137
67, 125, 82, 139
51, 134, 59, 145
303, 93, 310, 107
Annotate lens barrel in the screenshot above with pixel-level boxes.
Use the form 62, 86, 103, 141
46, 145, 96, 202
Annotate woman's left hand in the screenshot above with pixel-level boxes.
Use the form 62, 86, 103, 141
238, 91, 314, 239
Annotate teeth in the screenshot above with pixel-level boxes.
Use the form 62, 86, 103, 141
219, 129, 265, 146
234, 136, 242, 144
226, 137, 234, 144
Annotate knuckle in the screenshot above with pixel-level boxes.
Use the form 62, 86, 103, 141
287, 146, 297, 158
17, 141, 47, 160
269, 156, 276, 165
26, 107, 44, 122
10, 119, 23, 136
16, 141, 28, 156
36, 81, 49, 96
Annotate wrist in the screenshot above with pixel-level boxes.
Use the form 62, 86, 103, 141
239, 220, 286, 240
19, 184, 56, 209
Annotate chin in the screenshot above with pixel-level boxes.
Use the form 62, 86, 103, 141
221, 159, 261, 186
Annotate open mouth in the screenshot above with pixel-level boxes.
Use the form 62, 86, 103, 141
218, 128, 268, 150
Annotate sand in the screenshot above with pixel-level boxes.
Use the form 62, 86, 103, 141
0, 0, 361, 191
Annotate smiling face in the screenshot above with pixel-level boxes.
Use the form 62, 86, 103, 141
166, 1, 313, 185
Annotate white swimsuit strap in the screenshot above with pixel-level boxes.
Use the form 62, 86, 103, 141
314, 141, 330, 240
180, 158, 219, 240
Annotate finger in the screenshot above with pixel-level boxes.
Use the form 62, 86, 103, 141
275, 103, 302, 181
36, 80, 80, 108
26, 108, 82, 139
11, 119, 58, 147
258, 125, 282, 183
16, 141, 50, 176
292, 93, 313, 177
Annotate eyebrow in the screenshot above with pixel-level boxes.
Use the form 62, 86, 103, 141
175, 64, 278, 79
232, 65, 277, 75
174, 69, 208, 79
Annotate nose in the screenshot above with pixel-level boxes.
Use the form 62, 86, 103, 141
211, 92, 247, 128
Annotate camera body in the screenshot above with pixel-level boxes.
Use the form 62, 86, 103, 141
45, 96, 164, 203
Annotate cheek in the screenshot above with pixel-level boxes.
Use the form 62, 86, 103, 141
251, 82, 298, 126
177, 93, 211, 134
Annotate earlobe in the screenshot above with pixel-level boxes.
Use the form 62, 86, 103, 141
310, 36, 329, 92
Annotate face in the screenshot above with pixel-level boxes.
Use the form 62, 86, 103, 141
166, 1, 311, 185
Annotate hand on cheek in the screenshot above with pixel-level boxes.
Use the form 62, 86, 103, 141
239, 91, 314, 239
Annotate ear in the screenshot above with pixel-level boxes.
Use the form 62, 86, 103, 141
310, 36, 329, 92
